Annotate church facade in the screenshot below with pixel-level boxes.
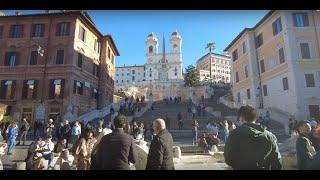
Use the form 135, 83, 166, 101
115, 31, 185, 100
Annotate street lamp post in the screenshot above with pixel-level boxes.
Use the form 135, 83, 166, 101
206, 42, 215, 84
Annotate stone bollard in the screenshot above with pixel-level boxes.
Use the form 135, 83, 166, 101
173, 146, 181, 159
12, 162, 26, 170
134, 140, 149, 170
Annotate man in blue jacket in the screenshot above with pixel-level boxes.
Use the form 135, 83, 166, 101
6, 122, 18, 155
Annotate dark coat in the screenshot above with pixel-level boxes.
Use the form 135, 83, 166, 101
296, 134, 314, 170
224, 123, 282, 170
146, 129, 174, 170
91, 128, 137, 170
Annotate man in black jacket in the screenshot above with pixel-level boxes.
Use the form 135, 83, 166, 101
146, 118, 174, 170
91, 115, 137, 170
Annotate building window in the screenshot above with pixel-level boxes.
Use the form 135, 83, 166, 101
73, 80, 83, 95
56, 22, 70, 36
9, 24, 24, 38
263, 85, 268, 96
175, 67, 178, 76
293, 12, 309, 27
116, 80, 118, 83
144, 72, 146, 77
247, 88, 251, 99
132, 76, 135, 82
300, 43, 311, 59
242, 42, 246, 54
235, 72, 239, 83
93, 63, 99, 77
56, 49, 64, 64
77, 53, 83, 68
0, 25, 3, 39
49, 79, 65, 99
121, 80, 123, 83
78, 26, 86, 42
92, 88, 98, 100
112, 55, 115, 65
279, 47, 285, 64
132, 70, 135, 74
149, 46, 153, 53
232, 49, 238, 61
31, 24, 45, 37
108, 48, 111, 59
122, 73, 124, 76
282, 77, 289, 90
255, 33, 263, 48
272, 17, 282, 36
94, 39, 101, 54
260, 59, 265, 73
0, 80, 16, 100
244, 65, 249, 78
305, 74, 315, 87
127, 80, 129, 83
237, 92, 240, 103
29, 50, 38, 65
22, 80, 38, 99
5, 52, 19, 67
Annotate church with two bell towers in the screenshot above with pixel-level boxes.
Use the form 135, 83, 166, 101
115, 31, 184, 99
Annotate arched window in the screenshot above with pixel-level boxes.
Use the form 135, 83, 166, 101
149, 46, 153, 53
174, 67, 178, 76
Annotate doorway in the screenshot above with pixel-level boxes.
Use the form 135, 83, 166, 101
309, 105, 320, 121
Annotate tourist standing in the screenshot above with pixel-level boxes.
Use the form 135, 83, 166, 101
46, 119, 55, 137
177, 112, 183, 130
296, 121, 317, 169
191, 106, 196, 120
63, 121, 71, 148
91, 115, 137, 170
146, 118, 174, 170
224, 105, 282, 170
6, 122, 18, 155
191, 119, 199, 145
223, 120, 229, 143
71, 121, 81, 145
18, 118, 30, 146
74, 129, 97, 170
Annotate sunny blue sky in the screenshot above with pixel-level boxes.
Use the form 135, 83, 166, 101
3, 10, 269, 69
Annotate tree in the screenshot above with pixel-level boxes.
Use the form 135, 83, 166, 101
184, 65, 200, 87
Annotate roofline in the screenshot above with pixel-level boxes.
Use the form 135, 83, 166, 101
116, 65, 145, 68
105, 35, 120, 56
224, 10, 275, 52
196, 52, 231, 64
0, 11, 105, 40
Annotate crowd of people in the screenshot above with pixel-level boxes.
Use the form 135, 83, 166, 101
1, 98, 320, 170
119, 95, 146, 117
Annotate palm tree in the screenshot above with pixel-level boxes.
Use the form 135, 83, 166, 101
206, 42, 216, 83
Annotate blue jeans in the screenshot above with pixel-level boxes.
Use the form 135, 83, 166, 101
7, 138, 16, 154
224, 132, 229, 143
43, 153, 54, 165
192, 131, 198, 145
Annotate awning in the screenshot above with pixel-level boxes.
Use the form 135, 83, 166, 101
27, 80, 35, 85
5, 80, 12, 85
54, 79, 61, 85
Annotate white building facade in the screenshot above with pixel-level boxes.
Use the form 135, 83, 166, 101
115, 31, 184, 99
196, 53, 231, 83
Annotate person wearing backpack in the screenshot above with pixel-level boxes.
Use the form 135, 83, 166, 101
17, 118, 30, 146
224, 105, 282, 170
